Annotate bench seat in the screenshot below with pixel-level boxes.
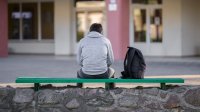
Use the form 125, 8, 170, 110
16, 77, 184, 91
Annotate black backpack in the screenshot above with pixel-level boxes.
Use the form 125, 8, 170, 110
121, 47, 146, 79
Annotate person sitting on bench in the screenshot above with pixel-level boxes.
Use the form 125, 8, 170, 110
77, 23, 115, 79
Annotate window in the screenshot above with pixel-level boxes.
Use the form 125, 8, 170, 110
150, 9, 162, 42
22, 3, 38, 39
41, 2, 54, 39
133, 9, 147, 42
8, 2, 54, 40
8, 3, 20, 39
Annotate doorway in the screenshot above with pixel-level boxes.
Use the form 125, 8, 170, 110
75, 0, 106, 42
131, 0, 163, 55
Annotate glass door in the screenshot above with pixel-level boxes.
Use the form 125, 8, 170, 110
76, 10, 104, 42
149, 8, 162, 42
133, 7, 147, 43
133, 6, 162, 42
132, 4, 163, 55
75, 1, 105, 42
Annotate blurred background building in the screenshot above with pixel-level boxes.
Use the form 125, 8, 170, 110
1, 0, 200, 60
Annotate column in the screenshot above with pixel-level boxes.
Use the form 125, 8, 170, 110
0, 0, 8, 57
106, 0, 130, 60
54, 0, 73, 55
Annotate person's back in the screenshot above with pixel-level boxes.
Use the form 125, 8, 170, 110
77, 23, 114, 79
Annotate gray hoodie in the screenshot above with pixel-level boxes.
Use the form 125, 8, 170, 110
77, 31, 114, 75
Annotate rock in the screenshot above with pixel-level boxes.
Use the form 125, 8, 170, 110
63, 88, 84, 100
82, 106, 99, 112
65, 99, 80, 109
169, 86, 188, 94
184, 87, 200, 107
111, 89, 123, 95
63, 88, 85, 96
38, 108, 66, 112
181, 107, 200, 112
87, 89, 98, 96
21, 108, 36, 112
118, 94, 139, 108
86, 90, 114, 107
98, 107, 129, 112
159, 90, 168, 99
0, 109, 11, 112
163, 94, 180, 109
12, 102, 29, 112
0, 88, 15, 108
164, 108, 181, 112
86, 97, 114, 107
143, 88, 159, 96
1, 86, 200, 111
13, 89, 34, 103
123, 88, 135, 94
62, 89, 85, 108
145, 101, 162, 110
37, 89, 61, 105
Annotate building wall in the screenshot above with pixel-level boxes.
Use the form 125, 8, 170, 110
9, 41, 55, 54
54, 0, 75, 55
7, 0, 200, 57
161, 0, 200, 56
181, 0, 200, 56
163, 0, 182, 56
195, 4, 200, 56
0, 0, 8, 57
106, 0, 129, 60
8, 42, 54, 54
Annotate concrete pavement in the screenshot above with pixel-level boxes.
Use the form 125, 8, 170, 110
0, 55, 200, 86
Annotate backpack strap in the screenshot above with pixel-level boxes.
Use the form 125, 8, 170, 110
123, 48, 130, 72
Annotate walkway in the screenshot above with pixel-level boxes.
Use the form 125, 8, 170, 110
0, 55, 200, 86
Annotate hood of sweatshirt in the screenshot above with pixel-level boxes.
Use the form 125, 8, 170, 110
87, 31, 103, 38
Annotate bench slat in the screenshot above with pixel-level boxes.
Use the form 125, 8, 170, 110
16, 77, 184, 83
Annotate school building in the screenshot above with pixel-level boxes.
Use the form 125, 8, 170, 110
0, 0, 200, 60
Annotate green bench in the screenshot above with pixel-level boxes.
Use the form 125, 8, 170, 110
15, 77, 184, 91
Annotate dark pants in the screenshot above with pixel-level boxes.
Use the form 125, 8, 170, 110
77, 67, 115, 79
77, 68, 115, 88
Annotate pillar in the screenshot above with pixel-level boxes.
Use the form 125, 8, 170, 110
0, 0, 8, 57
54, 0, 74, 55
106, 0, 130, 60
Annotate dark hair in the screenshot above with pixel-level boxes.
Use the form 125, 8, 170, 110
89, 23, 103, 33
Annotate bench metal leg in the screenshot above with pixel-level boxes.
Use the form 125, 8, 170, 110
77, 83, 83, 88
160, 83, 166, 90
105, 83, 109, 90
105, 83, 115, 90
34, 83, 40, 91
